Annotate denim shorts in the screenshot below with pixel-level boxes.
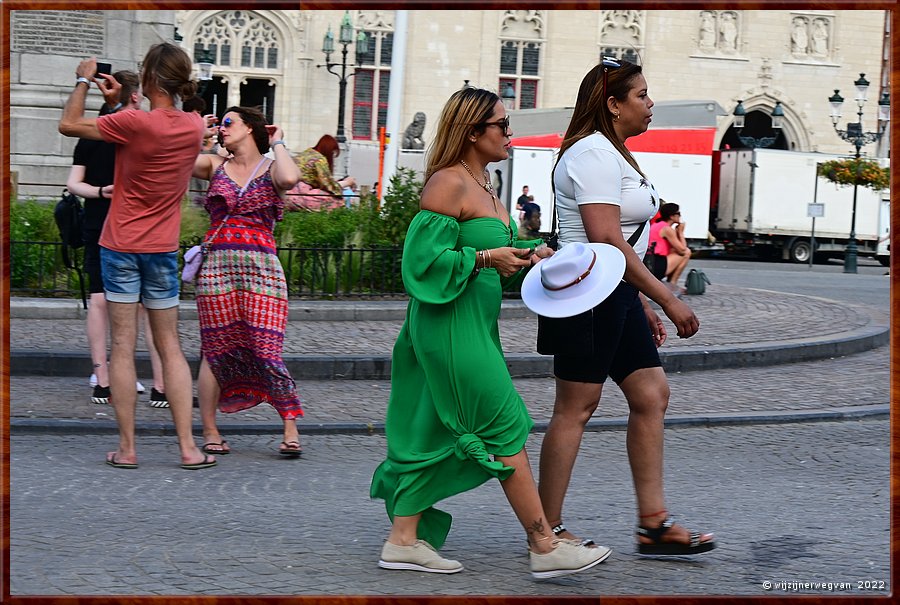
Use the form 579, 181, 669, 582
100, 247, 180, 309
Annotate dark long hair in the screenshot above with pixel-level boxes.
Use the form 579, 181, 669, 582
555, 59, 646, 179
223, 106, 269, 154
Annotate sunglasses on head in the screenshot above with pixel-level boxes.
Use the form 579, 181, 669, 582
478, 115, 511, 134
601, 55, 621, 99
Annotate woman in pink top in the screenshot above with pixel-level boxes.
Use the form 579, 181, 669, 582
652, 202, 692, 292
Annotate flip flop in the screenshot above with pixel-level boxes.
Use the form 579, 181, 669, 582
202, 440, 230, 455
279, 440, 303, 458
181, 453, 217, 470
106, 453, 138, 469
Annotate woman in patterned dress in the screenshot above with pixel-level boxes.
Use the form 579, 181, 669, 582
190, 106, 304, 457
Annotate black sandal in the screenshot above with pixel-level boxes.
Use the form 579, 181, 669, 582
552, 523, 596, 547
636, 515, 716, 555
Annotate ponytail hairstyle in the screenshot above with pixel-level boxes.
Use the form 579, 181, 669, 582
554, 59, 646, 180
140, 42, 197, 102
425, 86, 499, 183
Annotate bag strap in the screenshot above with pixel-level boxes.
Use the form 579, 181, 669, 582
548, 162, 648, 250
626, 220, 647, 248
202, 213, 231, 251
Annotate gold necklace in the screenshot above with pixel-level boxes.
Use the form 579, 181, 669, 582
460, 160, 494, 195
460, 160, 501, 216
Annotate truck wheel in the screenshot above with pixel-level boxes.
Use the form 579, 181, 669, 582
789, 239, 813, 264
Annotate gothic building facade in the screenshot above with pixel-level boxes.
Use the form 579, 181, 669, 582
9, 9, 890, 200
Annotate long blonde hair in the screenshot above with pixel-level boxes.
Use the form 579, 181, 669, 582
555, 60, 646, 179
424, 87, 499, 183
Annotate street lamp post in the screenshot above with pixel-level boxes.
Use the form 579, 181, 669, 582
827, 74, 891, 273
732, 99, 784, 149
319, 11, 369, 176
196, 48, 214, 99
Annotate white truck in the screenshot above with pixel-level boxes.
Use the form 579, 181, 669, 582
714, 148, 890, 264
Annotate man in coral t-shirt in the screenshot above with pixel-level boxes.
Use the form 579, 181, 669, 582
59, 42, 216, 472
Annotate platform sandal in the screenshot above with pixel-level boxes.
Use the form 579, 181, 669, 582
636, 515, 716, 555
552, 523, 596, 548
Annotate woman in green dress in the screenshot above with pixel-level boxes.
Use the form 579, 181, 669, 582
370, 86, 612, 579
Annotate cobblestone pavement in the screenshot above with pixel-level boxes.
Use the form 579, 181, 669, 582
9, 345, 890, 430
9, 419, 890, 596
8, 284, 883, 356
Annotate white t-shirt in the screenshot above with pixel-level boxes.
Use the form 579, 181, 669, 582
553, 132, 659, 258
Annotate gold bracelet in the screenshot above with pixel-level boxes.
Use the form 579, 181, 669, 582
485, 249, 492, 268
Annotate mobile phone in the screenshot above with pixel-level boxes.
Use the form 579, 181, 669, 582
95, 62, 112, 77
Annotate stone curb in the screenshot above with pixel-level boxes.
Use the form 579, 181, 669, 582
9, 404, 889, 436
9, 318, 888, 379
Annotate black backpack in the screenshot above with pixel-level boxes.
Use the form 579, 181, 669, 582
54, 189, 87, 308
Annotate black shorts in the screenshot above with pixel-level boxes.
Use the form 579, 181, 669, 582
82, 198, 110, 294
537, 282, 662, 384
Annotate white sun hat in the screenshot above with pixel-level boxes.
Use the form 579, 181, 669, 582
521, 242, 626, 318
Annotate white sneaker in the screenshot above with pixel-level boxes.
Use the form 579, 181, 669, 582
136, 381, 146, 394
89, 373, 98, 387
378, 540, 464, 574
530, 539, 611, 579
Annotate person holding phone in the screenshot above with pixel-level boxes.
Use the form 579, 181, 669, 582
65, 69, 168, 408
369, 87, 609, 579
59, 43, 215, 470
190, 107, 304, 457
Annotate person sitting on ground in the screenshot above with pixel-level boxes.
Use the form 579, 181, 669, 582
650, 202, 692, 293
289, 134, 356, 210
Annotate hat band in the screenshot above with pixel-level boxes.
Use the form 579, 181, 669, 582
542, 251, 596, 291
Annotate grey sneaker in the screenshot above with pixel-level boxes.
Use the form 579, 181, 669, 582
530, 538, 612, 579
91, 385, 110, 405
378, 540, 464, 574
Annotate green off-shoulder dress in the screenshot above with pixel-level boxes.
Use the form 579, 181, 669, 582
370, 210, 544, 549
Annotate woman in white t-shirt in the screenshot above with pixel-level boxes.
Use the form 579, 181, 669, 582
536, 58, 715, 556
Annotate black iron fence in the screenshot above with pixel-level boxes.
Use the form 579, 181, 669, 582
10, 240, 407, 299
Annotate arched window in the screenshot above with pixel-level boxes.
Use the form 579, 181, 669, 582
193, 10, 280, 69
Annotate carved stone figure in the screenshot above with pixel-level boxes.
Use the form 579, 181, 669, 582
402, 112, 427, 150
811, 19, 829, 56
699, 12, 716, 50
791, 17, 808, 56
719, 13, 737, 52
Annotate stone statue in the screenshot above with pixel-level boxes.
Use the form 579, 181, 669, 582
719, 13, 737, 52
811, 19, 829, 56
699, 12, 716, 50
791, 17, 809, 57
402, 112, 427, 150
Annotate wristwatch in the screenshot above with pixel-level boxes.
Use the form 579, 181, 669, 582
75, 77, 91, 86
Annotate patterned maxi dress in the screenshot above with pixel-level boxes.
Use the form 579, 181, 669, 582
195, 160, 303, 419
370, 210, 542, 549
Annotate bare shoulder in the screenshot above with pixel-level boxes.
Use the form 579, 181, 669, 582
420, 167, 465, 218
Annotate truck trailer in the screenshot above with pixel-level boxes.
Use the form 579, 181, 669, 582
713, 148, 890, 264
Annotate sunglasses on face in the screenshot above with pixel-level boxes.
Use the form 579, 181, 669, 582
479, 115, 511, 134
220, 116, 236, 128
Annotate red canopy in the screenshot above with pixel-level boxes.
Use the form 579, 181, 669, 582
511, 127, 717, 156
